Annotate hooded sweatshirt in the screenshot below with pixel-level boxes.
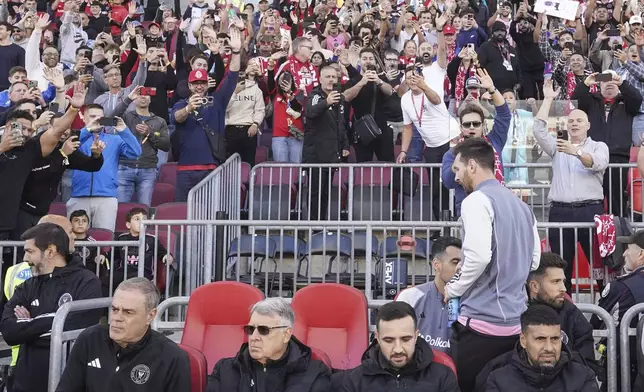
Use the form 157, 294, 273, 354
225, 79, 266, 126
60, 12, 88, 65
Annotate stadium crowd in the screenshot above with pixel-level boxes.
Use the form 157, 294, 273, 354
0, 0, 644, 390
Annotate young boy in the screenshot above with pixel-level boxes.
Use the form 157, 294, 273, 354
101, 207, 173, 296
70, 209, 109, 276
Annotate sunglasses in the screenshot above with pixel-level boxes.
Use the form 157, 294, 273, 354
243, 325, 289, 336
462, 121, 482, 129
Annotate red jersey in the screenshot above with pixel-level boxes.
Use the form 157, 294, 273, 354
273, 95, 304, 138
275, 56, 318, 96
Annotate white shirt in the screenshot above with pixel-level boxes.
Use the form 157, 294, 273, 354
421, 62, 447, 102
392, 28, 420, 52
401, 90, 460, 147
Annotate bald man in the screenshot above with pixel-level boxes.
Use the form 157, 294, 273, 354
532, 80, 609, 293
38, 214, 75, 251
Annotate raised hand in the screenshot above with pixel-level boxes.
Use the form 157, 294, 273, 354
476, 69, 495, 91
68, 82, 87, 109
35, 13, 50, 30
62, 135, 80, 155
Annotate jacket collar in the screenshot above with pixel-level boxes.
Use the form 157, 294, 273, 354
510, 342, 571, 387
235, 335, 311, 375
109, 326, 152, 360
361, 338, 434, 376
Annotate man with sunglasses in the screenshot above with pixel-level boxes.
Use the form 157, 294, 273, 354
441, 68, 511, 217
207, 298, 331, 391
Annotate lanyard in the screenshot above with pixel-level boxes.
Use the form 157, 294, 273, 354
411, 94, 425, 128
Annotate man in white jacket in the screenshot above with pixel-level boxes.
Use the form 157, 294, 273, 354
25, 14, 63, 92
59, 11, 88, 66
224, 61, 266, 165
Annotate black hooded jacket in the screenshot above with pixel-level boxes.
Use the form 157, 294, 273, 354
484, 344, 599, 392
302, 86, 350, 164
206, 336, 332, 392
0, 254, 102, 392
332, 338, 459, 392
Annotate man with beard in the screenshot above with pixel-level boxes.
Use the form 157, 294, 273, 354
584, 1, 620, 48
60, 10, 88, 66
534, 80, 608, 293
477, 21, 520, 93
487, 2, 513, 46
509, 13, 544, 99
445, 137, 540, 392
333, 301, 459, 391
482, 305, 599, 392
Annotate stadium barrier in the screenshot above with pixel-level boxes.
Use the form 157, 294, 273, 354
48, 297, 111, 392
619, 303, 644, 391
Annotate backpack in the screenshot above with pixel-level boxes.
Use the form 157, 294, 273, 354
604, 216, 633, 270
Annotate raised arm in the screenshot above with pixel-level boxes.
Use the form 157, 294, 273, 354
39, 83, 86, 156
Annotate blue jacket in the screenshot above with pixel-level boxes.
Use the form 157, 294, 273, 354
456, 27, 488, 50
0, 84, 57, 108
71, 128, 142, 198
441, 102, 511, 216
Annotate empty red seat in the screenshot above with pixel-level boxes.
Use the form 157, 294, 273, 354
115, 203, 148, 233
155, 202, 187, 220
48, 202, 67, 217
178, 344, 208, 392
291, 283, 368, 370
310, 347, 333, 370
432, 350, 457, 378
151, 183, 175, 207
158, 162, 177, 186
181, 282, 265, 370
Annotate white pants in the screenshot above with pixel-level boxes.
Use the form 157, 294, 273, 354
66, 197, 119, 232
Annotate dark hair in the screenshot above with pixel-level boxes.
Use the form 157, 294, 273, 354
359, 47, 379, 58
384, 49, 399, 58
432, 236, 462, 259
348, 36, 363, 47
521, 304, 561, 333
376, 301, 417, 330
500, 88, 516, 97
277, 71, 296, 95
8, 66, 26, 77
84, 103, 104, 114
21, 223, 70, 257
188, 51, 208, 66
529, 252, 567, 281
6, 109, 34, 124
311, 51, 327, 66
126, 207, 149, 222
70, 209, 89, 221
558, 30, 573, 39
452, 137, 495, 171
0, 22, 14, 34
458, 103, 485, 123
14, 98, 39, 109
75, 45, 91, 55
418, 10, 433, 19
459, 7, 475, 17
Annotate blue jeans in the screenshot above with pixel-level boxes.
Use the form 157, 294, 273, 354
117, 165, 158, 206
407, 125, 425, 163
272, 137, 303, 163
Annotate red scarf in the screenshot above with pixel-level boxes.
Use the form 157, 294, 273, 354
443, 43, 457, 97
454, 63, 477, 101
565, 71, 597, 99
458, 135, 505, 185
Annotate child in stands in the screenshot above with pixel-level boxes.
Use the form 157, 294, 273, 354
70, 209, 109, 277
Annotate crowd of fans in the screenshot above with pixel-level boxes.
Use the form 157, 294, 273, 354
0, 0, 644, 390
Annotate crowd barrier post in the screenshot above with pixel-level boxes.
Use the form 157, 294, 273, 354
48, 298, 112, 392
575, 303, 617, 392
619, 303, 644, 391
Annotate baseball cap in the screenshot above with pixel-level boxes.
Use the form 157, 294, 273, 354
188, 69, 208, 83
491, 20, 507, 33
631, 15, 643, 25
617, 231, 644, 248
443, 24, 456, 35
465, 76, 481, 89
148, 22, 161, 30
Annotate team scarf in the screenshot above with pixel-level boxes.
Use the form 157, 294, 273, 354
565, 70, 596, 99
454, 63, 477, 101
458, 135, 506, 185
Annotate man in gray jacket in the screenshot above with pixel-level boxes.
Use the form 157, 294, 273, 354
93, 60, 148, 118
445, 137, 541, 392
120, 90, 170, 206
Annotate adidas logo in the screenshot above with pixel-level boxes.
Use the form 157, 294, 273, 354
87, 358, 101, 368
31, 299, 39, 307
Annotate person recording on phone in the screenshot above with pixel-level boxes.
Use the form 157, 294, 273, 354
66, 104, 142, 232
141, 45, 177, 123
93, 52, 148, 118
536, 79, 608, 293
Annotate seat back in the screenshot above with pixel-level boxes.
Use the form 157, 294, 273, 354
178, 344, 208, 392
153, 230, 178, 292
291, 284, 368, 370
432, 350, 457, 378
87, 228, 114, 241
181, 282, 265, 370
155, 202, 188, 220
158, 162, 178, 186
115, 203, 148, 233
151, 183, 176, 207
48, 202, 67, 217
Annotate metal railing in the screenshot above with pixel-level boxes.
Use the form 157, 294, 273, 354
619, 303, 644, 391
48, 298, 111, 392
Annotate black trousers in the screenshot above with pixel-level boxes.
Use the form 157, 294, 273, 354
424, 142, 450, 220
548, 202, 604, 294
450, 321, 519, 392
306, 167, 332, 220
12, 209, 41, 241
604, 154, 629, 216
354, 124, 394, 163
225, 125, 258, 166
519, 69, 544, 100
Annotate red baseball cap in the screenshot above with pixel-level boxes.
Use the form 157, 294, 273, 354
188, 69, 208, 83
443, 24, 456, 35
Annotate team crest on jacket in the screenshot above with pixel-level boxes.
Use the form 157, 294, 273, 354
131, 364, 151, 384
58, 293, 73, 307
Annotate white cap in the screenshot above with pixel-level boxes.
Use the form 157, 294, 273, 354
630, 15, 643, 25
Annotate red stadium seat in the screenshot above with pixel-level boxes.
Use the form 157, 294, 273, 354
151, 183, 175, 207
155, 202, 188, 220
158, 162, 177, 186
87, 228, 114, 241
115, 203, 148, 233
291, 283, 368, 370
181, 282, 265, 370
627, 167, 643, 214
48, 202, 67, 216
178, 344, 208, 392
152, 230, 177, 293
432, 350, 457, 378
310, 347, 333, 370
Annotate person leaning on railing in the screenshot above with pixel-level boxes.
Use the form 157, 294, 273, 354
533, 79, 609, 295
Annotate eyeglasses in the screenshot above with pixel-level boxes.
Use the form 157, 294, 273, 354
243, 325, 289, 336
385, 58, 398, 61
43, 52, 59, 57
301, 45, 313, 50
461, 121, 482, 129
105, 73, 121, 78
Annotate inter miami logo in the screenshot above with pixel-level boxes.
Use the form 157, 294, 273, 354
131, 364, 151, 385
58, 293, 73, 307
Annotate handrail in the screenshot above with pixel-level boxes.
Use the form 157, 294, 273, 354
618, 303, 644, 391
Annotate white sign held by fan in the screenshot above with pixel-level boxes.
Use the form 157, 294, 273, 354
534, 0, 579, 21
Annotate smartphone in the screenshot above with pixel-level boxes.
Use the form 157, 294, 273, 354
333, 82, 342, 93
84, 50, 92, 60
595, 73, 614, 82
27, 80, 38, 89
84, 64, 94, 75
207, 8, 217, 16
49, 102, 59, 113
607, 29, 621, 36
140, 87, 157, 96
103, 25, 112, 34
99, 117, 118, 127
564, 42, 574, 50
238, 13, 248, 20
282, 72, 293, 84
365, 64, 377, 71
615, 43, 623, 50
11, 122, 23, 143
307, 28, 320, 36
467, 43, 475, 50
557, 130, 568, 140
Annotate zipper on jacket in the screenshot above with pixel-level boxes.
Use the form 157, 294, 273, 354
396, 373, 400, 388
